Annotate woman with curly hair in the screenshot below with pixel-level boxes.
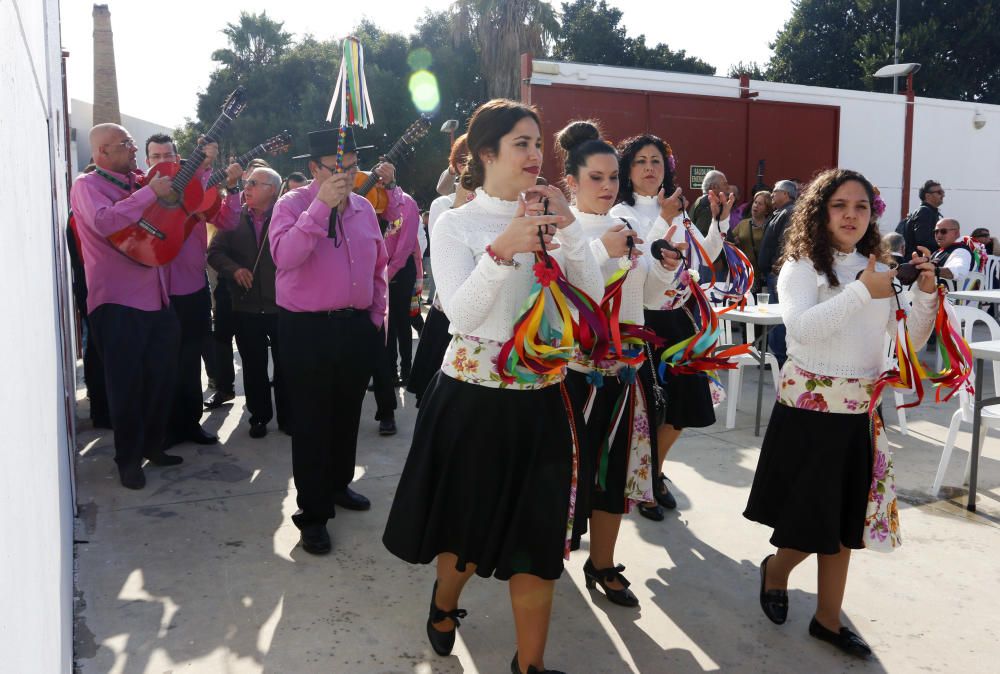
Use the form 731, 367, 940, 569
743, 168, 939, 658
610, 134, 733, 520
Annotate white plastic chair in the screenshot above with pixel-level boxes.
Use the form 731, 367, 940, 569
984, 255, 1000, 290
720, 293, 781, 429
930, 306, 1000, 495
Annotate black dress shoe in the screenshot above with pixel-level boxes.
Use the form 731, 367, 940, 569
300, 524, 331, 555
333, 487, 371, 511
118, 465, 146, 490
144, 451, 183, 466
187, 428, 219, 445
426, 580, 467, 656
249, 422, 268, 439
655, 473, 677, 509
204, 390, 235, 409
511, 652, 565, 674
808, 617, 872, 658
759, 554, 788, 625
378, 418, 397, 436
637, 502, 664, 521
583, 558, 639, 607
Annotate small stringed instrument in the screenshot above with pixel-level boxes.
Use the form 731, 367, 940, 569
352, 116, 432, 213
107, 87, 248, 267
193, 131, 293, 224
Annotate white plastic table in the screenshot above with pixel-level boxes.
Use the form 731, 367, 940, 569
964, 339, 1000, 512
947, 289, 1000, 304
716, 305, 784, 436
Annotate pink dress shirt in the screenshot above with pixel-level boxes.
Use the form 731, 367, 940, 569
383, 191, 420, 281
166, 170, 235, 297
269, 179, 388, 327
69, 169, 169, 313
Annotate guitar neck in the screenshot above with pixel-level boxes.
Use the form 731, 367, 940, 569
206, 143, 267, 189
353, 136, 409, 197
170, 112, 236, 193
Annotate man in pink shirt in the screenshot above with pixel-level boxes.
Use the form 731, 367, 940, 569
269, 128, 391, 555
69, 124, 216, 488
146, 133, 241, 447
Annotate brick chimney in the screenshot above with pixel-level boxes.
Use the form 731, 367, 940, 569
92, 4, 121, 125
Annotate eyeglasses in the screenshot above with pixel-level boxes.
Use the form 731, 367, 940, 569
244, 179, 273, 189
104, 138, 137, 151
317, 160, 359, 174
934, 228, 957, 234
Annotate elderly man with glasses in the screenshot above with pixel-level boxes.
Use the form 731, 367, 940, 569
899, 179, 945, 258
930, 218, 974, 285
269, 127, 401, 555
208, 166, 290, 440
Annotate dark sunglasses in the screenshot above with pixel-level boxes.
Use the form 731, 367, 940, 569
934, 228, 957, 235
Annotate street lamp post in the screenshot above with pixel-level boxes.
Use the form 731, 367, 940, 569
440, 119, 459, 149
874, 63, 921, 220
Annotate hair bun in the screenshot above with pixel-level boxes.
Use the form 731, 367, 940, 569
556, 120, 601, 153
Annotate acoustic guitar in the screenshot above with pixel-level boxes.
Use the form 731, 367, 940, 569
107, 87, 248, 267
353, 115, 432, 213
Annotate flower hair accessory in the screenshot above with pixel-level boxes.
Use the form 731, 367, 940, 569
871, 185, 886, 219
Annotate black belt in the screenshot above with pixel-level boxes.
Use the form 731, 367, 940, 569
317, 308, 366, 318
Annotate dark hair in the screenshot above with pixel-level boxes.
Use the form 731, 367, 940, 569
919, 179, 941, 201
460, 99, 541, 191
781, 168, 887, 287
286, 171, 307, 184
554, 120, 616, 182
615, 134, 675, 206
145, 133, 176, 157
449, 133, 469, 174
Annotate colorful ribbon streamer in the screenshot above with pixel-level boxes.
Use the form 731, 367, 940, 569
327, 36, 375, 170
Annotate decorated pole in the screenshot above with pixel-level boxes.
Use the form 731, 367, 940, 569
326, 36, 374, 170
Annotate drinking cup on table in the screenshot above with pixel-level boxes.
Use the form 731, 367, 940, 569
757, 292, 770, 311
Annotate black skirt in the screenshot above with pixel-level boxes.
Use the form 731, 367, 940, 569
406, 306, 450, 403
743, 402, 874, 555
383, 372, 581, 581
644, 308, 715, 429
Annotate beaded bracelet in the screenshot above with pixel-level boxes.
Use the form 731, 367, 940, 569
485, 244, 519, 269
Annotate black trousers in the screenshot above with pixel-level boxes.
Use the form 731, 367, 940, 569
82, 313, 111, 424
168, 286, 212, 438
88, 304, 180, 470
279, 309, 378, 527
372, 256, 416, 419
211, 282, 236, 392
233, 312, 289, 428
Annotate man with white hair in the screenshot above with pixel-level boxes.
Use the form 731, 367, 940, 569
690, 169, 730, 236
208, 166, 289, 439
756, 179, 799, 366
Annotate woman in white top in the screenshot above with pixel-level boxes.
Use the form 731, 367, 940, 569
609, 134, 732, 520
743, 168, 939, 658
554, 121, 686, 609
383, 99, 604, 674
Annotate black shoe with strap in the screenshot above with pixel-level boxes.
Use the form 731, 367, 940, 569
426, 581, 467, 656
510, 652, 566, 674
808, 617, 872, 658
637, 502, 664, 521
583, 558, 639, 607
655, 472, 677, 509
759, 554, 788, 624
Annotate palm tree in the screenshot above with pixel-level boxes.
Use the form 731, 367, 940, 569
211, 11, 293, 77
450, 0, 560, 100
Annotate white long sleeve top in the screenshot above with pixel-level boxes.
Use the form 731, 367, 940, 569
779, 252, 938, 379
610, 193, 728, 262
572, 207, 682, 325
431, 188, 605, 342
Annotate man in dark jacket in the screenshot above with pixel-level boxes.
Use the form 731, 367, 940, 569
898, 180, 945, 258
208, 166, 289, 439
756, 179, 798, 366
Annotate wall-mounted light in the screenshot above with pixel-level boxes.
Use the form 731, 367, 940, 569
973, 110, 987, 130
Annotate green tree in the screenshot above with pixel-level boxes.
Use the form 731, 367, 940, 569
210, 12, 293, 77
553, 0, 715, 74
450, 0, 561, 98
727, 61, 768, 80
767, 0, 1000, 103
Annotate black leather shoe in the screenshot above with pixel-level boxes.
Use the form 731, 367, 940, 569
144, 451, 183, 466
584, 558, 639, 607
333, 487, 371, 511
118, 465, 146, 490
759, 554, 789, 625
188, 428, 219, 445
637, 502, 664, 521
511, 652, 565, 674
204, 390, 235, 409
300, 524, 331, 555
378, 418, 397, 436
426, 580, 467, 656
655, 473, 677, 509
249, 422, 267, 439
808, 617, 872, 658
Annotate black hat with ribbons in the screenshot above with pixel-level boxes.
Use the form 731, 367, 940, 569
292, 127, 374, 160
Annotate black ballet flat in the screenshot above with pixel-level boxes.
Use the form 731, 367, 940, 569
511, 652, 566, 674
426, 580, 467, 656
808, 617, 872, 658
655, 473, 677, 509
637, 502, 664, 521
759, 554, 788, 624
584, 558, 639, 607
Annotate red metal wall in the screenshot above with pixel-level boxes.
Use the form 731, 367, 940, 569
526, 82, 839, 205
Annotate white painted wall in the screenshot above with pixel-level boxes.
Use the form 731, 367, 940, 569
0, 0, 75, 672
533, 60, 1000, 234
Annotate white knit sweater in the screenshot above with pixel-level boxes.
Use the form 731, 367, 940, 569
610, 193, 728, 261
779, 252, 938, 379
430, 189, 605, 342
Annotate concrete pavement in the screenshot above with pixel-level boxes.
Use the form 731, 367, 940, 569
72, 349, 1000, 673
